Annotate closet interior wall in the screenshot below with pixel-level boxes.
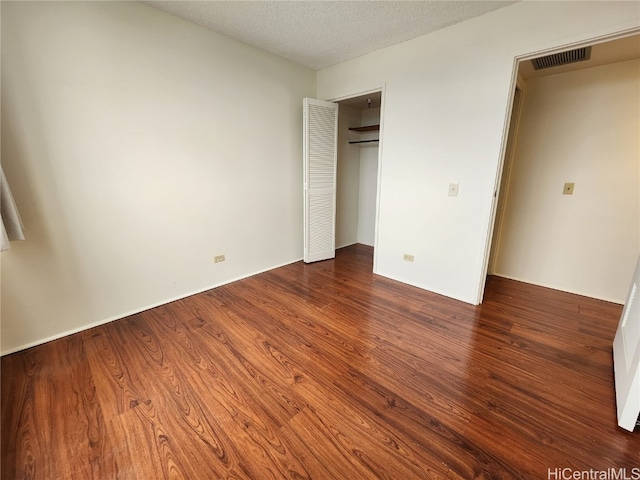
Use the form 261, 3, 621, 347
335, 104, 380, 249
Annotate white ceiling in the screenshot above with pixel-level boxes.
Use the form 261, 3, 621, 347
142, 1, 518, 70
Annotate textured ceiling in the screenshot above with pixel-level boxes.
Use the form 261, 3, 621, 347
142, 1, 518, 70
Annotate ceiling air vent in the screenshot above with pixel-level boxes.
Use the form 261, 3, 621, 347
531, 46, 592, 70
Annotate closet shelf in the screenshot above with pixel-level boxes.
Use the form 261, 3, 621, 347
348, 125, 379, 133
348, 124, 380, 145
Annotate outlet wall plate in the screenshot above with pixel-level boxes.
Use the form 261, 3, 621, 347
563, 182, 575, 195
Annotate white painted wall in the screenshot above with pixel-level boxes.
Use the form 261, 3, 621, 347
493, 60, 640, 303
0, 2, 316, 354
317, 1, 639, 304
357, 108, 380, 247
335, 105, 361, 248
2, 2, 638, 354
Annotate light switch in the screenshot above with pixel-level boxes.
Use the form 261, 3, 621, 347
448, 183, 459, 197
563, 182, 575, 195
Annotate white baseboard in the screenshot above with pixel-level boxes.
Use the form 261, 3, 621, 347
490, 273, 624, 305
1, 257, 304, 356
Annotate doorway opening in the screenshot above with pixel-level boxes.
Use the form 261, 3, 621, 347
481, 33, 640, 304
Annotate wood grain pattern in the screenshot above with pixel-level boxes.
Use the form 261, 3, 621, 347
2, 244, 638, 479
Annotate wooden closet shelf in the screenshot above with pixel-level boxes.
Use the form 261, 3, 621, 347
348, 125, 380, 133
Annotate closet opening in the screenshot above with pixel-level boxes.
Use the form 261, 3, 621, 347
334, 91, 382, 270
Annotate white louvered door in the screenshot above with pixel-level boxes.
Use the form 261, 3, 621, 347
303, 98, 338, 263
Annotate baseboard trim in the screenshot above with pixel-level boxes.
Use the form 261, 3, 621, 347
490, 273, 624, 305
1, 257, 304, 356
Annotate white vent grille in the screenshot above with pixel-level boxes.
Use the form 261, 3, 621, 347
532, 47, 591, 70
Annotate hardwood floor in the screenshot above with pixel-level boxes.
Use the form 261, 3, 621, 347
2, 244, 638, 479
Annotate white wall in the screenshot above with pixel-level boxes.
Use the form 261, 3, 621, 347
317, 1, 639, 304
335, 104, 361, 248
357, 108, 380, 247
493, 60, 640, 303
0, 2, 316, 354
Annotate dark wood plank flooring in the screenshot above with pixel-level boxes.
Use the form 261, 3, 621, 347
2, 244, 638, 479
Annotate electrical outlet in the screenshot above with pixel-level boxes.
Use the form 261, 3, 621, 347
403, 254, 414, 262
448, 183, 459, 197
563, 182, 575, 195
214, 254, 225, 263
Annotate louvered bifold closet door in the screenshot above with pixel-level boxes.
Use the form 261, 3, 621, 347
303, 98, 338, 263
